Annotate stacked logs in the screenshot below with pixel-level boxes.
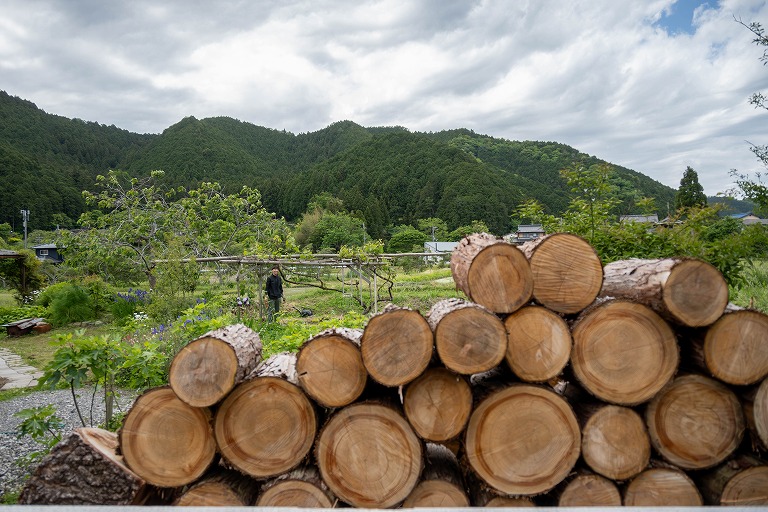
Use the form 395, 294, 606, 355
19, 232, 768, 507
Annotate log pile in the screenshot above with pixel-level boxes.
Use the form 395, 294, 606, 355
19, 233, 768, 507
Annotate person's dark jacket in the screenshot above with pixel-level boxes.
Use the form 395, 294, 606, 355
265, 274, 283, 300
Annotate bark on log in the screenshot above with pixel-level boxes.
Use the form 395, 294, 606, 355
703, 309, 768, 385
361, 304, 433, 386
645, 374, 745, 470
173, 469, 258, 506
214, 376, 317, 479
19, 427, 149, 505
571, 299, 679, 405
403, 367, 472, 442
450, 232, 533, 314
402, 443, 469, 507
623, 467, 703, 506
744, 376, 768, 450
556, 472, 622, 506
600, 258, 728, 327
580, 404, 650, 481
315, 401, 423, 508
256, 465, 336, 508
427, 298, 507, 375
503, 305, 571, 382
521, 233, 603, 314
296, 327, 367, 407
250, 350, 298, 384
698, 455, 768, 506
169, 323, 262, 407
464, 384, 581, 495
119, 387, 216, 488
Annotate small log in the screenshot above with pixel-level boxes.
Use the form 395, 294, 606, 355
19, 428, 149, 505
703, 309, 768, 385
464, 384, 581, 496
427, 298, 507, 375
315, 401, 423, 508
169, 323, 262, 407
403, 367, 473, 442
556, 472, 622, 506
600, 257, 728, 327
571, 300, 679, 405
402, 443, 469, 507
450, 232, 533, 314
465, 470, 537, 507
251, 350, 298, 384
173, 469, 258, 506
581, 404, 650, 481
623, 467, 703, 506
698, 455, 768, 505
503, 305, 571, 382
256, 465, 336, 507
645, 373, 745, 470
296, 327, 367, 407
120, 387, 216, 488
361, 304, 433, 386
214, 376, 317, 479
484, 496, 536, 507
744, 376, 768, 450
521, 233, 603, 314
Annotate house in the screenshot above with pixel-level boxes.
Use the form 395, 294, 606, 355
515, 224, 545, 243
619, 214, 659, 224
731, 212, 768, 226
423, 241, 458, 263
32, 243, 64, 264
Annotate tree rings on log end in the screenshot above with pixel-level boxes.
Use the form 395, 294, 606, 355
316, 402, 422, 508
296, 332, 367, 407
404, 367, 472, 442
214, 377, 316, 479
720, 466, 768, 506
120, 387, 216, 488
704, 310, 768, 385
754, 377, 768, 449
361, 307, 433, 387
571, 300, 679, 405
257, 480, 334, 508
663, 259, 728, 326
465, 384, 580, 495
504, 305, 571, 382
402, 480, 469, 507
524, 233, 603, 314
558, 473, 621, 506
169, 338, 239, 408
645, 374, 744, 470
581, 405, 650, 481
624, 468, 703, 506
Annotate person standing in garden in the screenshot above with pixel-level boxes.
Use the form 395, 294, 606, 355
265, 265, 283, 322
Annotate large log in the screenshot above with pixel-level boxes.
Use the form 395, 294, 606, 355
698, 455, 768, 506
214, 372, 317, 479
296, 327, 367, 407
256, 465, 336, 507
402, 443, 469, 507
645, 374, 745, 470
556, 472, 622, 506
702, 309, 768, 385
623, 467, 703, 506
600, 258, 728, 327
571, 300, 679, 405
169, 323, 262, 407
744, 376, 768, 450
503, 305, 571, 382
173, 469, 258, 506
19, 428, 149, 505
315, 401, 423, 508
119, 387, 216, 488
427, 298, 507, 375
521, 233, 603, 314
361, 304, 433, 386
464, 384, 581, 496
403, 366, 472, 442
450, 232, 533, 314
581, 404, 650, 481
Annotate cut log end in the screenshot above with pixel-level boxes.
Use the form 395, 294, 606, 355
581, 405, 650, 481
297, 332, 367, 407
504, 305, 571, 382
403, 480, 470, 507
465, 385, 580, 496
257, 480, 335, 508
720, 466, 768, 506
705, 310, 768, 385
466, 243, 533, 313
624, 468, 703, 506
169, 338, 239, 407
663, 259, 728, 326
557, 474, 622, 506
404, 367, 472, 442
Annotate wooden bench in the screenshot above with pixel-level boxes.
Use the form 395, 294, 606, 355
2, 317, 46, 336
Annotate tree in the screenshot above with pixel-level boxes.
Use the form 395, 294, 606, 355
387, 225, 428, 253
675, 166, 707, 210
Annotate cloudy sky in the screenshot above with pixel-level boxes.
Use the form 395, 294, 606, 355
2, 0, 767, 196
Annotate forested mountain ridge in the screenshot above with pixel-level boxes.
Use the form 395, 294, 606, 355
0, 90, 676, 235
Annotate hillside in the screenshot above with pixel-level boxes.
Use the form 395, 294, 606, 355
0, 90, 676, 235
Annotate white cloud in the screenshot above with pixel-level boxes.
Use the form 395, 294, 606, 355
1, 0, 767, 194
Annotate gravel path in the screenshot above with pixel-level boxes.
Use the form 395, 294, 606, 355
0, 387, 138, 501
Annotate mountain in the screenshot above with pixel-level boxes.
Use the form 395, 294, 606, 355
0, 90, 676, 235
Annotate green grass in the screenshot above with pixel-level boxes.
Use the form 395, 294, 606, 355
0, 290, 15, 308
730, 259, 768, 312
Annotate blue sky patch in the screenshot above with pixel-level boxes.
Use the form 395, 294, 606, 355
655, 0, 713, 35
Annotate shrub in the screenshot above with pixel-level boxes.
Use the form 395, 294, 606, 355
47, 284, 96, 326
0, 305, 47, 324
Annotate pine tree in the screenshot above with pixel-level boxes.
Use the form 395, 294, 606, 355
675, 166, 707, 210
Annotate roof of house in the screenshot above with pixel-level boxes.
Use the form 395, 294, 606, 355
32, 243, 58, 249
0, 249, 22, 258
619, 214, 659, 223
517, 224, 544, 233
424, 241, 459, 252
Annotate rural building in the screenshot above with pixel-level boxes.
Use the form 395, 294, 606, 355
423, 241, 458, 263
731, 212, 768, 226
619, 214, 659, 223
32, 243, 64, 264
515, 224, 545, 243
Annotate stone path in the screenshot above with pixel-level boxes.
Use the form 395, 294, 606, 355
0, 347, 43, 390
